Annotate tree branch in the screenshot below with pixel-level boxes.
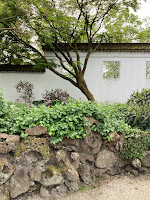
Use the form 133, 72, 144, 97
54, 50, 76, 78
0, 28, 13, 30
10, 31, 78, 87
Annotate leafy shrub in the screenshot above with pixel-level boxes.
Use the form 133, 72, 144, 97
0, 100, 104, 144
122, 133, 150, 160
32, 100, 44, 106
126, 88, 150, 130
92, 104, 135, 140
127, 88, 150, 106
14, 80, 34, 105
41, 89, 72, 106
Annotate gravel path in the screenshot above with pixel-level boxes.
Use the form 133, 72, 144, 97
56, 174, 150, 200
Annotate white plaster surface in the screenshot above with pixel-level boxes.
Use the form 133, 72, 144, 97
0, 51, 150, 104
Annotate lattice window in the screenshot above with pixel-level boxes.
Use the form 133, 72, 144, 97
146, 62, 150, 79
103, 61, 120, 78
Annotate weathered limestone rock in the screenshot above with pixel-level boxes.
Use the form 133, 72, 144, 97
0, 156, 14, 185
71, 152, 80, 169
115, 157, 130, 168
56, 150, 80, 191
81, 117, 103, 154
105, 132, 125, 152
40, 166, 64, 186
10, 168, 32, 198
54, 137, 81, 152
24, 151, 43, 163
79, 163, 94, 184
107, 168, 119, 175
0, 185, 9, 200
95, 149, 117, 169
25, 126, 48, 136
64, 179, 79, 191
40, 185, 50, 198
95, 168, 107, 178
141, 151, 150, 167
56, 150, 79, 181
125, 165, 138, 176
81, 130, 103, 154
29, 167, 43, 182
51, 184, 67, 196
138, 166, 150, 174
15, 136, 51, 159
80, 153, 94, 167
0, 133, 20, 153
132, 159, 141, 169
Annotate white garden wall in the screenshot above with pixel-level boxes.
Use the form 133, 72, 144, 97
0, 51, 150, 104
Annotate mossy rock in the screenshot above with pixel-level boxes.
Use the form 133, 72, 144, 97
15, 136, 51, 159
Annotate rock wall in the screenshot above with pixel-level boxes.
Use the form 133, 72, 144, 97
0, 118, 150, 200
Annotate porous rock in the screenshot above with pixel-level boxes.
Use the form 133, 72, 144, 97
56, 150, 79, 181
125, 165, 138, 176
15, 136, 51, 159
82, 117, 103, 154
10, 168, 32, 198
115, 157, 130, 168
71, 152, 80, 169
106, 132, 125, 152
79, 162, 94, 184
40, 166, 64, 186
95, 149, 117, 169
107, 168, 119, 175
0, 156, 14, 185
0, 133, 20, 154
25, 126, 48, 136
53, 137, 80, 152
64, 179, 79, 191
132, 159, 141, 169
51, 184, 67, 196
141, 151, 150, 167
29, 167, 43, 182
40, 185, 50, 198
0, 184, 9, 200
81, 130, 103, 154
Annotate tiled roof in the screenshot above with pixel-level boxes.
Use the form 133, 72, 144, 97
0, 65, 45, 72
43, 43, 150, 52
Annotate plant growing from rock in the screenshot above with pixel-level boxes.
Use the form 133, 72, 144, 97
15, 80, 34, 105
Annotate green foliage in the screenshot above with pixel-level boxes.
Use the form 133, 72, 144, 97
32, 100, 44, 106
126, 88, 150, 130
98, 8, 143, 43
0, 0, 144, 101
127, 88, 150, 105
122, 133, 150, 160
0, 94, 147, 145
91, 104, 135, 139
0, 100, 104, 144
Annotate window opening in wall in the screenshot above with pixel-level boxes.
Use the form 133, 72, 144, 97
146, 62, 150, 79
103, 61, 120, 78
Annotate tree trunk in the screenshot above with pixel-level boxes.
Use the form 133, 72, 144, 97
77, 74, 95, 101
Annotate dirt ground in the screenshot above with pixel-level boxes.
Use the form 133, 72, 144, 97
55, 174, 150, 200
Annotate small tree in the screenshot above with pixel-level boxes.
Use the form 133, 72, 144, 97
0, 0, 145, 101
15, 80, 34, 105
